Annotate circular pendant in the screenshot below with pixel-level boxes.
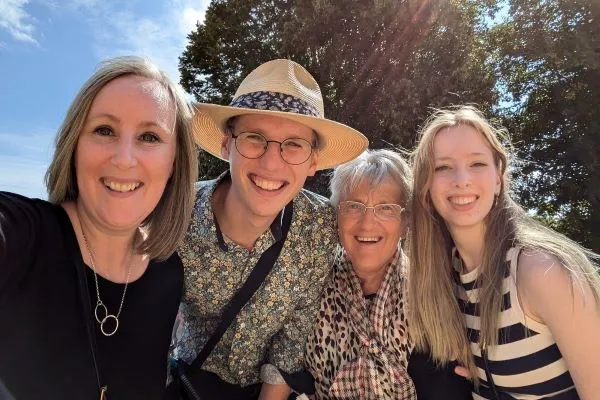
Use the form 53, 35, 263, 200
94, 302, 108, 324
100, 314, 119, 337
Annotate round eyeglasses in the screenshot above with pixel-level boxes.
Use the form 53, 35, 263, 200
338, 201, 405, 221
231, 132, 315, 165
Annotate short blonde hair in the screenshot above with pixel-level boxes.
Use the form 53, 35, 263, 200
45, 56, 198, 260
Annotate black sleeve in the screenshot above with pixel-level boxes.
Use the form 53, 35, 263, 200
408, 350, 473, 400
0, 192, 41, 291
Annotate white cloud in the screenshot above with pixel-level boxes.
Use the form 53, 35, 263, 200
73, 0, 208, 82
0, 0, 38, 44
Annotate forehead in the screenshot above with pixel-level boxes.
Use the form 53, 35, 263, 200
235, 114, 314, 140
345, 177, 403, 203
89, 75, 174, 123
433, 124, 494, 159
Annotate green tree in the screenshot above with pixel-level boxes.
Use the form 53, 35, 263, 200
180, 0, 499, 194
490, 0, 600, 251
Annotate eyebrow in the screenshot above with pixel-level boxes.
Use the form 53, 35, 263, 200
87, 113, 170, 133
435, 152, 488, 161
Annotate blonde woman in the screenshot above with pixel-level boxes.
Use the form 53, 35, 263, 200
0, 56, 198, 399
408, 106, 600, 399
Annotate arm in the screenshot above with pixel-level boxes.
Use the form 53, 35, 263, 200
408, 350, 473, 399
518, 251, 600, 399
261, 201, 337, 398
0, 192, 37, 289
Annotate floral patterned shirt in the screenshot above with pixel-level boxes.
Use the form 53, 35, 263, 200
171, 173, 337, 386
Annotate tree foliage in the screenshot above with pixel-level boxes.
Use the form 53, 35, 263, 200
490, 0, 600, 251
179, 0, 600, 251
180, 0, 499, 193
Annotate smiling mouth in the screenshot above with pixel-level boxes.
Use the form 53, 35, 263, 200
449, 195, 478, 205
102, 178, 142, 193
250, 174, 287, 191
356, 236, 382, 243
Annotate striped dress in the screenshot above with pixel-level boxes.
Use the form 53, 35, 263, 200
456, 247, 579, 399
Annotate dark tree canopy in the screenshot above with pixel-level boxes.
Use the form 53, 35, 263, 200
490, 0, 600, 251
180, 0, 600, 252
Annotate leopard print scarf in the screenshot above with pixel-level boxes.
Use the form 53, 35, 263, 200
306, 247, 416, 399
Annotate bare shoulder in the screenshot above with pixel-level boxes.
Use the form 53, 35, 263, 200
517, 248, 569, 290
516, 249, 572, 321
517, 247, 598, 322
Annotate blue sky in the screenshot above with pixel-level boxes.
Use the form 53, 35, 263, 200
0, 0, 208, 198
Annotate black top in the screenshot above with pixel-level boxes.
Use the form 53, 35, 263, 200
364, 293, 472, 399
0, 192, 183, 400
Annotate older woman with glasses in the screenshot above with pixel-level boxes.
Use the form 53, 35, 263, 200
304, 149, 471, 399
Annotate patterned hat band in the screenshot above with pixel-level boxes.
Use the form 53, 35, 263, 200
229, 91, 320, 118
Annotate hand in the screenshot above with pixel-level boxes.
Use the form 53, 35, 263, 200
454, 364, 471, 380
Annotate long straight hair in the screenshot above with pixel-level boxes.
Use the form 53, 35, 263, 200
407, 105, 600, 382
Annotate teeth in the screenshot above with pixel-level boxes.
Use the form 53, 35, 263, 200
451, 196, 476, 205
252, 175, 284, 191
356, 236, 380, 242
104, 179, 141, 192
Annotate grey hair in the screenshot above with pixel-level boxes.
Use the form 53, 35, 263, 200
45, 55, 198, 260
329, 149, 412, 212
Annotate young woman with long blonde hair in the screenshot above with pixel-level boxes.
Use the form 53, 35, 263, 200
408, 106, 600, 399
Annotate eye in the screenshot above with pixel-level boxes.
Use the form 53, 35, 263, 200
139, 132, 161, 143
94, 126, 113, 136
378, 204, 395, 212
471, 161, 487, 167
282, 139, 306, 150
434, 164, 450, 172
240, 132, 265, 144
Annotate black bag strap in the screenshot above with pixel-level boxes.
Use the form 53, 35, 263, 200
187, 201, 294, 373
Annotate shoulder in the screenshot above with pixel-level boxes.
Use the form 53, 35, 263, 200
517, 248, 569, 291
0, 191, 56, 232
292, 189, 337, 247
293, 189, 336, 221
193, 178, 217, 204
0, 192, 63, 286
516, 247, 588, 322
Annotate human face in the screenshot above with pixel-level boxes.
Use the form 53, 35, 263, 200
221, 114, 318, 222
75, 75, 176, 234
429, 125, 501, 237
337, 178, 404, 279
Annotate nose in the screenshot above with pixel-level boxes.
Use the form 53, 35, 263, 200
259, 141, 286, 170
453, 166, 471, 187
357, 207, 377, 227
111, 137, 138, 169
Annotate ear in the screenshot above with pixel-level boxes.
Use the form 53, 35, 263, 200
220, 134, 231, 160
495, 170, 502, 196
306, 152, 318, 177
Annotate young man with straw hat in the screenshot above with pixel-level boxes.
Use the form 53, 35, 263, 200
168, 59, 368, 399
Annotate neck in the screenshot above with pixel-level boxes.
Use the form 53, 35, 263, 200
63, 201, 144, 283
213, 181, 277, 250
450, 225, 486, 272
356, 266, 388, 296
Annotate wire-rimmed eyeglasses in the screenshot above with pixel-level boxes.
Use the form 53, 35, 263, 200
231, 131, 315, 165
338, 200, 405, 221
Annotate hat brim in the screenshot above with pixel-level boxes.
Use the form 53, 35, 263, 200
193, 103, 369, 171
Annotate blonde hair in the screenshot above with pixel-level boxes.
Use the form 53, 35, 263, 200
45, 56, 198, 260
408, 105, 600, 382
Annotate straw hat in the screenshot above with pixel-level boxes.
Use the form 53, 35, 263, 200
193, 59, 368, 170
